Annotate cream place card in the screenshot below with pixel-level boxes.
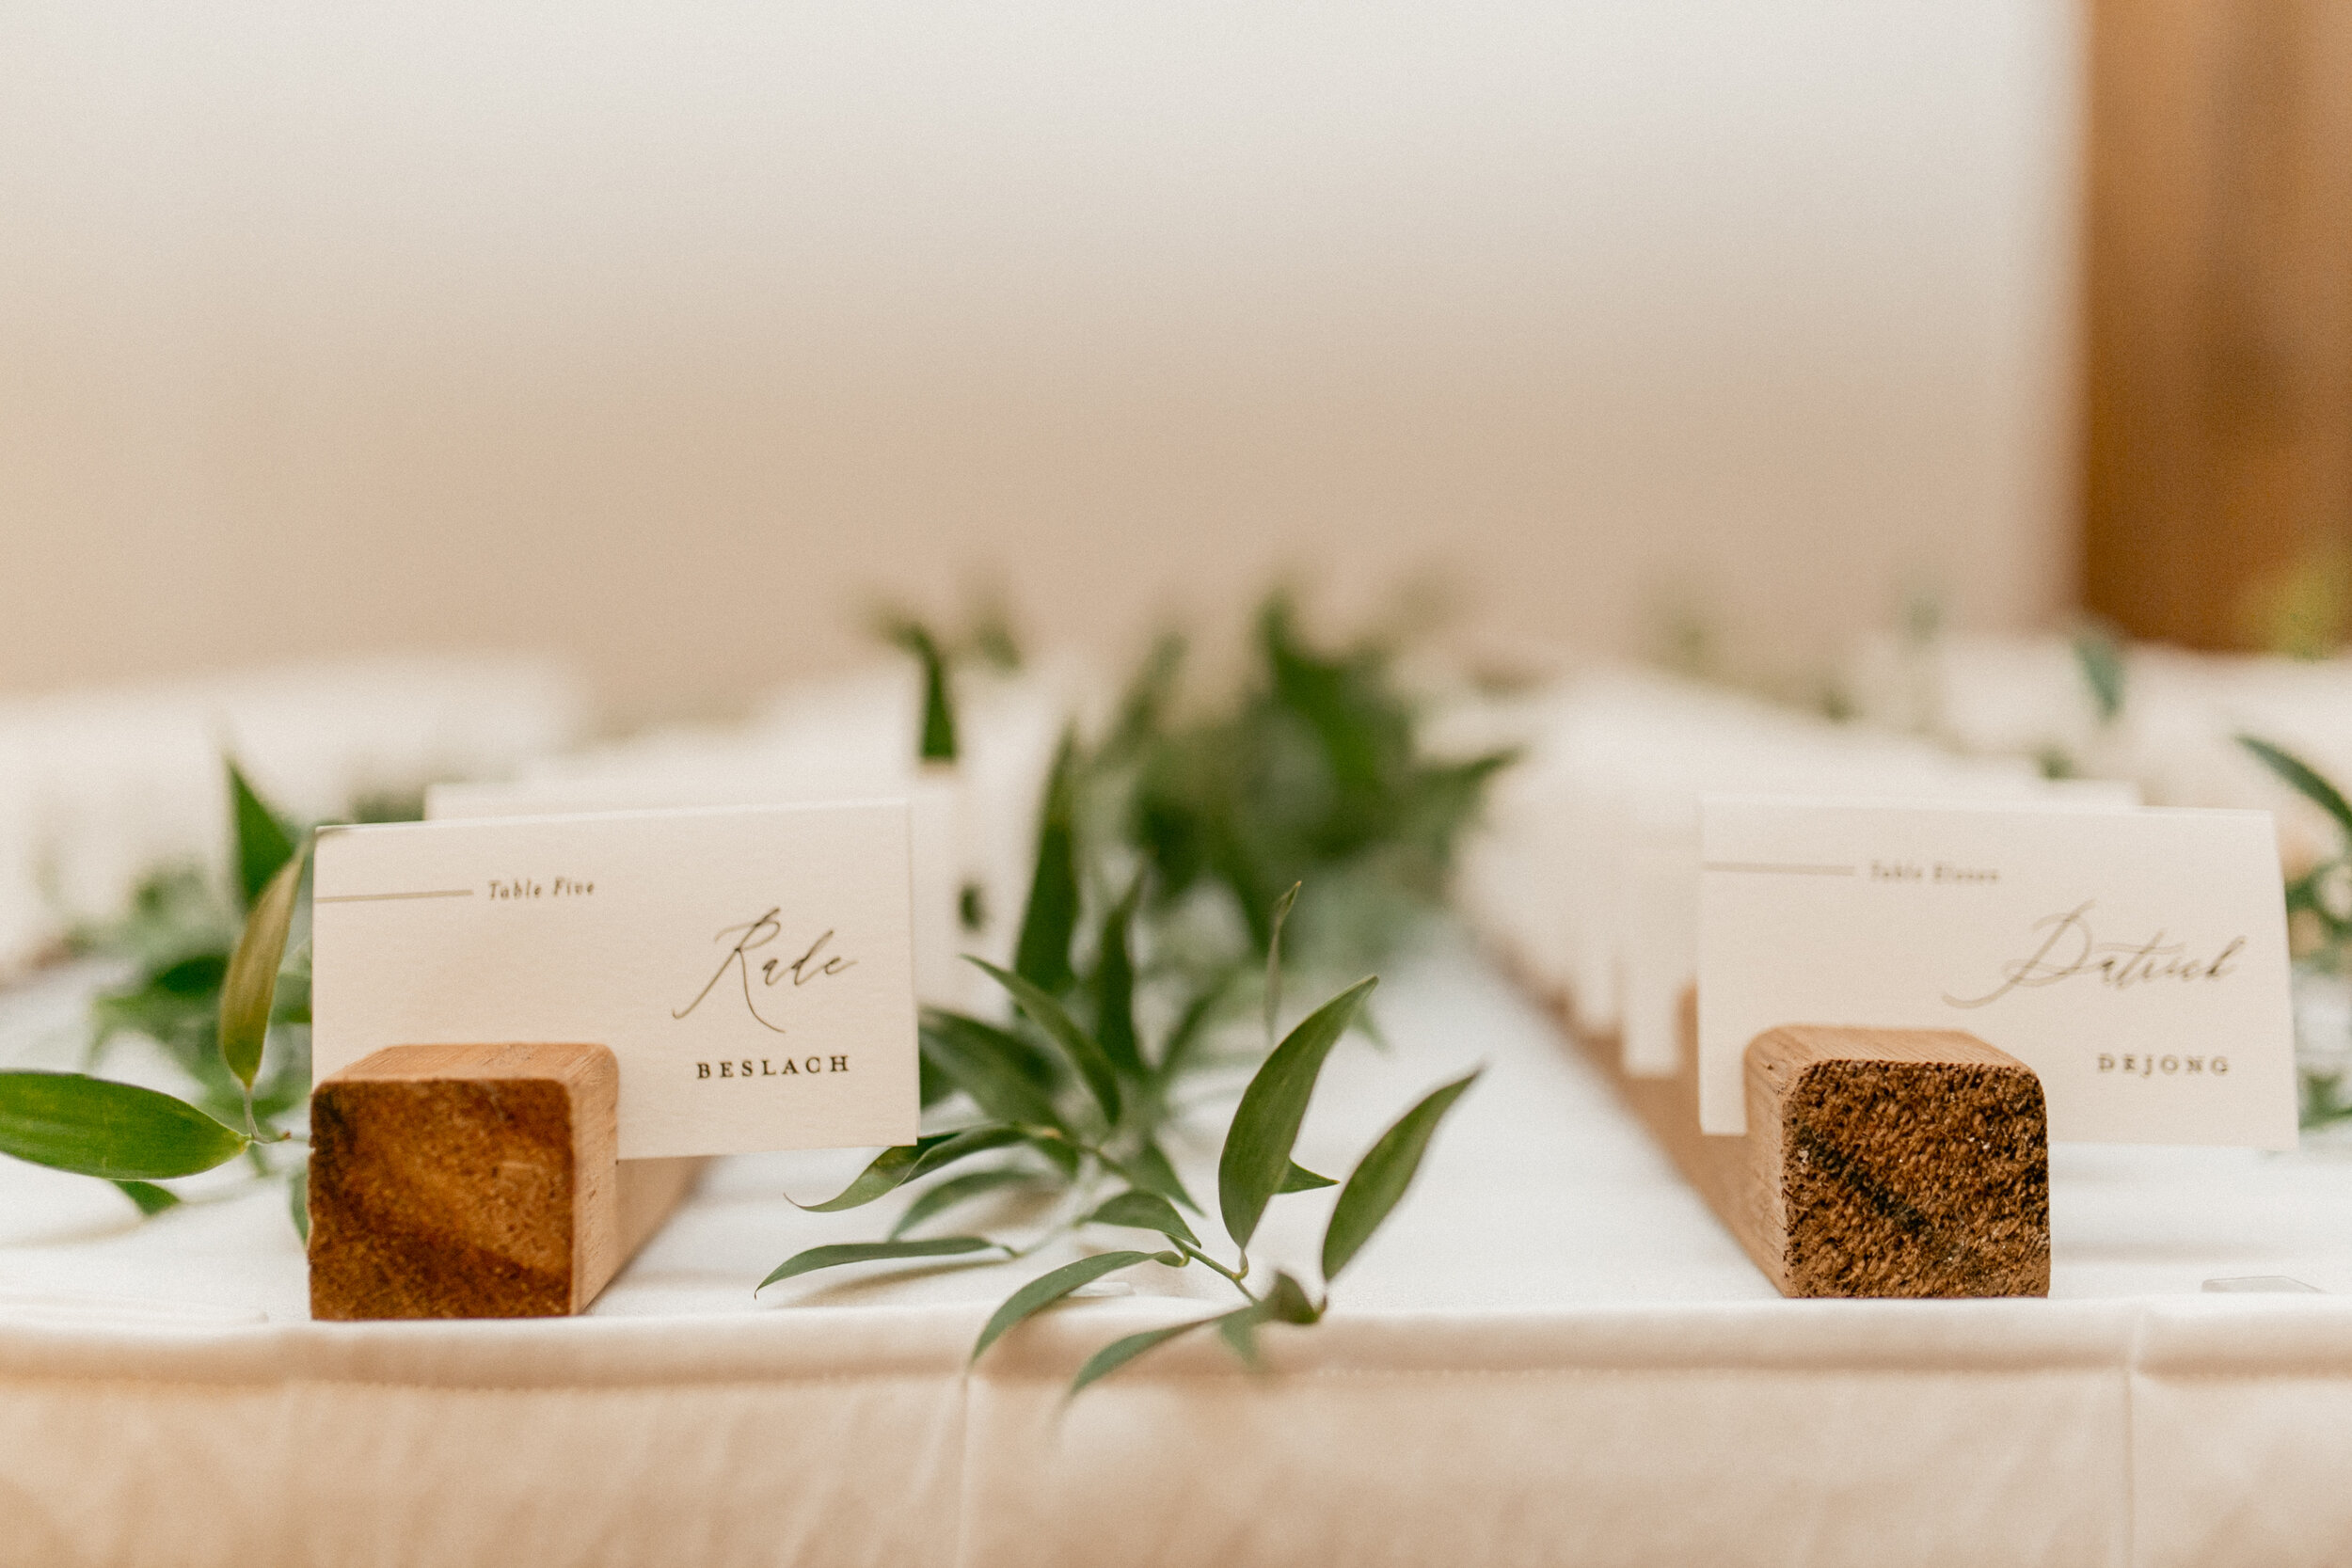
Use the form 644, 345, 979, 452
313, 802, 919, 1160
1698, 799, 2295, 1148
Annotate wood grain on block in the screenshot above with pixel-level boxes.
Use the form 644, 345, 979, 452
1740, 1025, 2049, 1299
308, 1042, 704, 1321
1524, 965, 2048, 1300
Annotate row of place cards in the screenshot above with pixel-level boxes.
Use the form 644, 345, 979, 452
310, 791, 2301, 1163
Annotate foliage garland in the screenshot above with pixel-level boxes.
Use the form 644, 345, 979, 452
765, 595, 1512, 1389
0, 594, 1512, 1392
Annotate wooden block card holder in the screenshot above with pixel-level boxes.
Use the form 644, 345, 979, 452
1562, 994, 2050, 1299
1734, 1025, 2049, 1297
307, 1043, 706, 1320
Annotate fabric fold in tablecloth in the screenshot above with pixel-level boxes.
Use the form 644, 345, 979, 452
6, 1297, 2352, 1566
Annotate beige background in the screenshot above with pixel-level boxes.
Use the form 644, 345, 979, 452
1, 1, 2080, 724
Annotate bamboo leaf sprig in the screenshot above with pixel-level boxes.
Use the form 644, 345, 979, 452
79, 768, 320, 1148
1120, 596, 1518, 962
2237, 734, 2352, 1131
763, 599, 1504, 1393
876, 594, 1026, 766
0, 761, 313, 1220
761, 901, 1481, 1394
2242, 735, 2352, 947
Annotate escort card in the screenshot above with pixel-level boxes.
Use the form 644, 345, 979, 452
312, 802, 919, 1160
1697, 799, 2296, 1148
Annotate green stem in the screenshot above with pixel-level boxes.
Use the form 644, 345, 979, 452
1174, 1237, 1253, 1295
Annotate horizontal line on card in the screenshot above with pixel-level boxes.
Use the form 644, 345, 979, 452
1701, 862, 1856, 877
314, 889, 475, 903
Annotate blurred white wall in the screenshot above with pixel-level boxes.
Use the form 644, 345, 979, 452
0, 1, 2080, 721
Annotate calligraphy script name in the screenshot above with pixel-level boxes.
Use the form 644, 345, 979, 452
673, 909, 856, 1034
1944, 899, 2244, 1009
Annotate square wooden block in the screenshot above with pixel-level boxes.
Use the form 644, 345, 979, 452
1741, 1025, 2050, 1299
309, 1042, 699, 1321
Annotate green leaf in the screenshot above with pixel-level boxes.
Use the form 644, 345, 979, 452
1216, 814, 1281, 961
1012, 731, 1080, 993
1405, 751, 1519, 847
918, 1051, 953, 1108
2240, 735, 2352, 841
1321, 1069, 1481, 1282
151, 952, 229, 997
1083, 1189, 1200, 1247
228, 760, 299, 910
90, 981, 215, 1058
114, 1180, 182, 1217
1217, 1307, 1259, 1365
1093, 881, 1144, 1076
876, 1124, 1028, 1190
289, 1163, 310, 1243
1216, 1272, 1322, 1368
1278, 1161, 1336, 1193
2073, 627, 2127, 724
1263, 881, 1300, 1048
0, 1072, 249, 1180
270, 964, 311, 1026
924, 1006, 1061, 1087
882, 619, 959, 763
1154, 967, 1236, 1084
969, 958, 1122, 1126
1258, 595, 1406, 858
219, 844, 306, 1097
919, 1010, 1068, 1133
1263, 1269, 1322, 1323
1112, 591, 1513, 961
1099, 631, 1185, 767
793, 1126, 1028, 1212
965, 594, 1025, 673
757, 1236, 1005, 1292
888, 1167, 1039, 1240
1112, 1136, 1200, 1213
2284, 870, 2325, 921
1069, 1315, 1221, 1396
972, 1250, 1176, 1363
1024, 1128, 1084, 1180
1217, 975, 1376, 1251
792, 1138, 928, 1212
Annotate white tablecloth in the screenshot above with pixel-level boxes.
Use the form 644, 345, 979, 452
4, 935, 2351, 1566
